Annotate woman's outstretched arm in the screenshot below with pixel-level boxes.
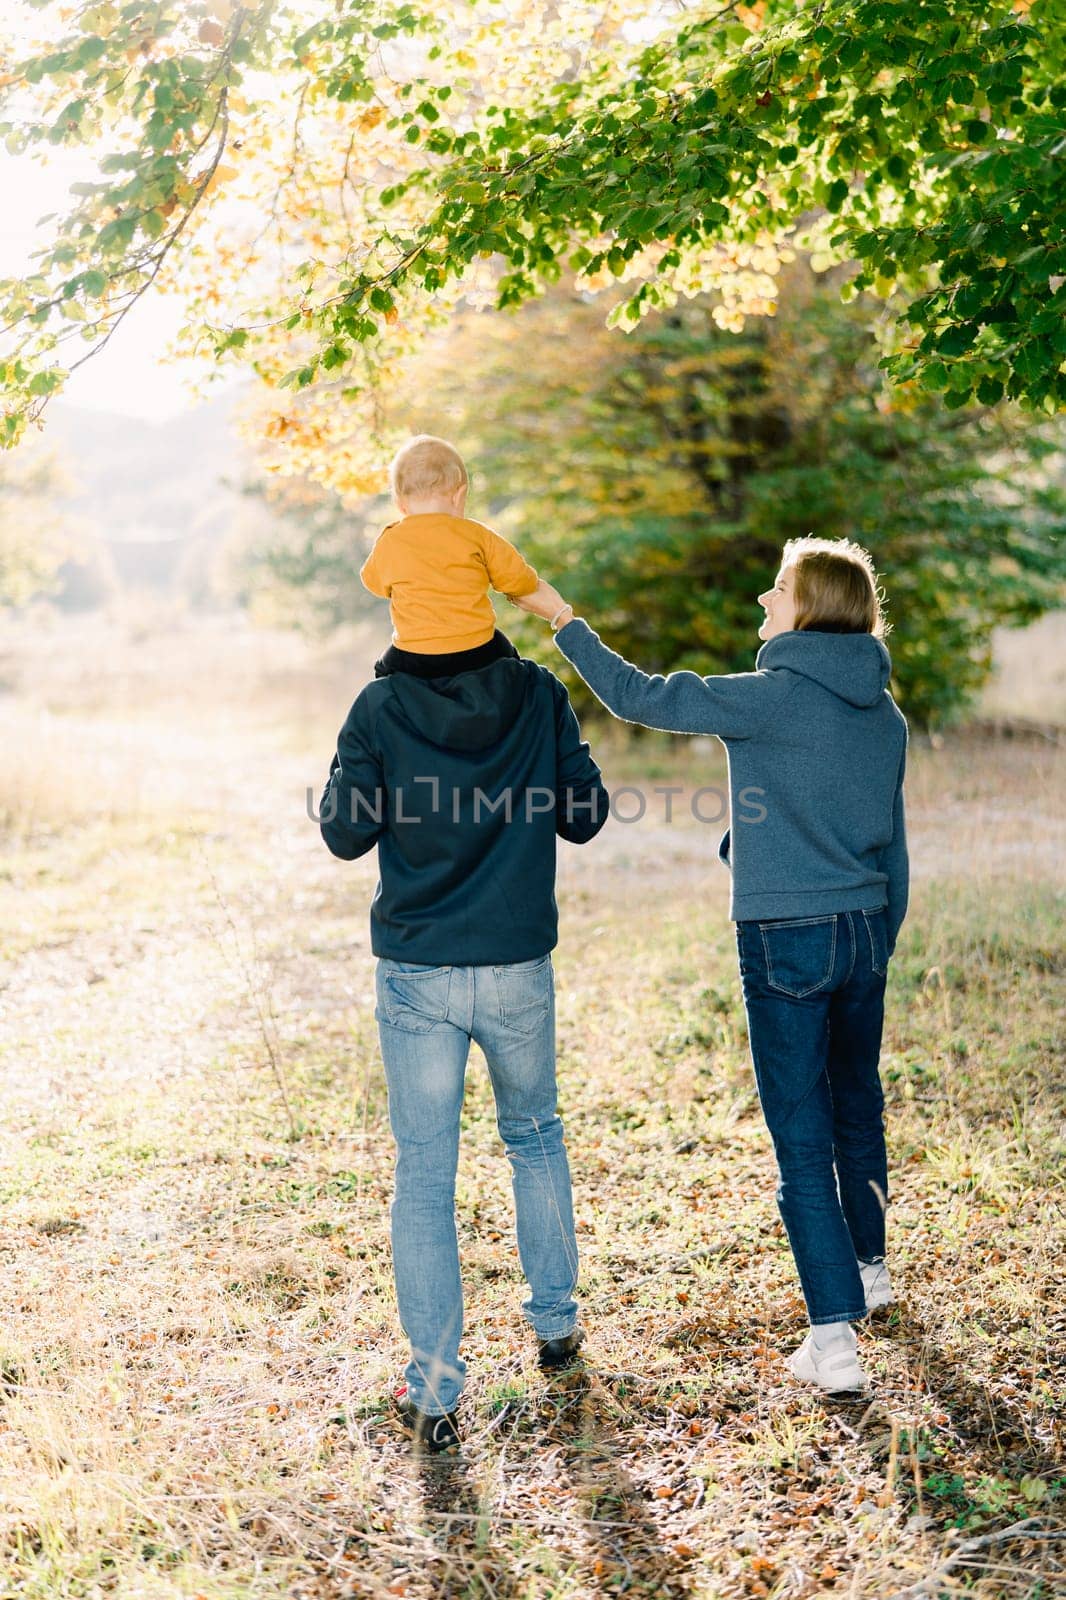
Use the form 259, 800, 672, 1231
509, 584, 787, 738
554, 616, 791, 739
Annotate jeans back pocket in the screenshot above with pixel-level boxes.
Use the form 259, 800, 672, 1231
758, 915, 837, 998
378, 963, 452, 1033
493, 955, 553, 1036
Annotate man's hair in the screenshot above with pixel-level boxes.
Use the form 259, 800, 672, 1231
781, 535, 890, 639
389, 435, 468, 503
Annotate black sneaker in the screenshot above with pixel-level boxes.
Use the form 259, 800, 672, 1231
392, 1384, 461, 1452
537, 1326, 585, 1371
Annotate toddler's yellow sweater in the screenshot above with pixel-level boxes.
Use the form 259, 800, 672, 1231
360, 513, 539, 653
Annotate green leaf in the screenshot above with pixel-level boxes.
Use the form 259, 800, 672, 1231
919, 361, 951, 391
27, 368, 65, 396
97, 215, 138, 253
73, 36, 108, 70
826, 178, 850, 213
937, 323, 978, 356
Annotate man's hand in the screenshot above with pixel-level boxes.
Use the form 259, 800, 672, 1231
508, 577, 571, 623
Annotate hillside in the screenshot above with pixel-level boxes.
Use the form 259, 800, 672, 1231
42, 386, 273, 600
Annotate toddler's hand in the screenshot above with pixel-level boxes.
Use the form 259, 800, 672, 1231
508, 577, 570, 622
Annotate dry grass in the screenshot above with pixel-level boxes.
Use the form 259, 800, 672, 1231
0, 607, 1063, 1600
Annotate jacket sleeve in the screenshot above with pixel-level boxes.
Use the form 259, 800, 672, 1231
554, 617, 784, 739
319, 695, 387, 861
552, 677, 609, 844
879, 736, 909, 957
482, 526, 539, 598
359, 539, 390, 599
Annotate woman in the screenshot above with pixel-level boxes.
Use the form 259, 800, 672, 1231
514, 537, 908, 1392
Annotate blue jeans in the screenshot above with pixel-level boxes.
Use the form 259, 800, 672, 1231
375, 954, 579, 1416
735, 907, 890, 1325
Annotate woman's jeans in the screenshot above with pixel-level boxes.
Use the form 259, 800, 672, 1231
735, 907, 890, 1325
375, 954, 579, 1416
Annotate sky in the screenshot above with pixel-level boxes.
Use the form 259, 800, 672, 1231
1, 145, 242, 421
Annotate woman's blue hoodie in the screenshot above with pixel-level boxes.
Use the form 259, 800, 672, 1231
555, 618, 909, 953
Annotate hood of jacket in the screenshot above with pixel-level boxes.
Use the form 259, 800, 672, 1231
382, 656, 533, 753
755, 629, 892, 709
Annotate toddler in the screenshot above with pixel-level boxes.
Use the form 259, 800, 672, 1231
361, 435, 551, 653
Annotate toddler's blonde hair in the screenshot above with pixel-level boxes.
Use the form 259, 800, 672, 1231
781, 535, 890, 639
389, 435, 468, 504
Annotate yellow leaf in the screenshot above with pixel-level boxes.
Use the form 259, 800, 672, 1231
203, 164, 238, 194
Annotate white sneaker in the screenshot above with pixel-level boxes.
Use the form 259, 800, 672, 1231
859, 1258, 895, 1312
787, 1328, 867, 1393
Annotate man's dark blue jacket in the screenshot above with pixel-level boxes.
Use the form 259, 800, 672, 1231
319, 633, 609, 965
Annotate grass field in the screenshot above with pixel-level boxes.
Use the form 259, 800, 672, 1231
0, 608, 1063, 1600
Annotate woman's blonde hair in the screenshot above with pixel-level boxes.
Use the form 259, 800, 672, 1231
389, 435, 468, 503
781, 535, 890, 639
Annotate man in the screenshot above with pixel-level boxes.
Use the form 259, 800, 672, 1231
319, 628, 608, 1451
